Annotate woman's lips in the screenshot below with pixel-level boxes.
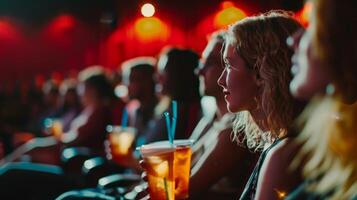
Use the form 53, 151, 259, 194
223, 90, 230, 98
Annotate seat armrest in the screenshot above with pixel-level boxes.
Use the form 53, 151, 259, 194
61, 147, 95, 174
82, 157, 126, 187
98, 173, 141, 190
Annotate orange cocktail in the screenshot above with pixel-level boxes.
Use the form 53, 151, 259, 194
44, 118, 63, 139
150, 140, 193, 199
107, 125, 136, 162
140, 143, 176, 200
173, 140, 193, 199
51, 120, 63, 139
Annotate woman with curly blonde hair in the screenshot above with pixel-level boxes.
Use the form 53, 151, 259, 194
218, 10, 305, 199
286, 0, 357, 199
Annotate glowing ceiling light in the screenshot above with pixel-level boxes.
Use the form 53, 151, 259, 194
141, 3, 155, 17
134, 17, 169, 42
221, 1, 234, 9
214, 5, 246, 29
299, 2, 313, 27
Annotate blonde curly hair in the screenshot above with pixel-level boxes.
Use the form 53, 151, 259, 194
291, 0, 357, 199
227, 10, 303, 151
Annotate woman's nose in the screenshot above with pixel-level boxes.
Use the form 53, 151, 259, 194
217, 68, 227, 88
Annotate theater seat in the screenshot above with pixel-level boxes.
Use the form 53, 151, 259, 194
0, 162, 77, 200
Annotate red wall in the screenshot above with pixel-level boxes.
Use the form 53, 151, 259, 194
0, 15, 98, 81
0, 2, 263, 82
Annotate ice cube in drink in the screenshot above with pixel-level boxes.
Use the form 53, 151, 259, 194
140, 143, 176, 200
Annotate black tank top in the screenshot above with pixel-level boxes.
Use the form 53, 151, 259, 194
239, 138, 285, 200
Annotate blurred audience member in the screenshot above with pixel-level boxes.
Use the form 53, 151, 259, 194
26, 80, 60, 136
1, 66, 115, 165
56, 79, 82, 132
105, 57, 158, 169
122, 57, 158, 145
145, 47, 202, 143
286, 0, 357, 199
188, 31, 257, 199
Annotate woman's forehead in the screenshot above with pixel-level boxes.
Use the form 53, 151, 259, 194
202, 39, 221, 58
223, 42, 238, 60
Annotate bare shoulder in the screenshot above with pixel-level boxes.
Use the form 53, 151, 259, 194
260, 138, 301, 178
266, 138, 301, 164
254, 138, 303, 200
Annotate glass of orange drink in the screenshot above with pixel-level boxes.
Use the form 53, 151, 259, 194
140, 142, 176, 200
144, 139, 193, 199
106, 125, 137, 162
173, 140, 193, 199
44, 118, 63, 140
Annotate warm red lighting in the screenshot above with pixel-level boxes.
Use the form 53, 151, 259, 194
134, 17, 169, 42
42, 14, 78, 48
221, 1, 234, 9
0, 21, 10, 36
0, 20, 22, 41
51, 71, 63, 85
141, 3, 155, 17
297, 2, 313, 27
51, 14, 76, 32
214, 5, 247, 29
35, 74, 45, 89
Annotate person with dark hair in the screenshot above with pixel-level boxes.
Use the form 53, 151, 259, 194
105, 57, 159, 168
122, 57, 158, 143
145, 47, 202, 143
25, 79, 61, 137
158, 48, 201, 103
56, 79, 82, 132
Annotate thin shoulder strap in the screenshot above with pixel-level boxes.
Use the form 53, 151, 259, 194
239, 138, 286, 200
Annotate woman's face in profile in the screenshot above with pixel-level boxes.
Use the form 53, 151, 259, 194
288, 27, 331, 100
218, 42, 259, 113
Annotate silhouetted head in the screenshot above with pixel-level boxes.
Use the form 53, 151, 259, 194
157, 47, 200, 102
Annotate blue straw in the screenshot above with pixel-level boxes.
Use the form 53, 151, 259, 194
172, 101, 177, 120
164, 112, 173, 144
171, 101, 177, 140
171, 117, 177, 140
121, 107, 128, 128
